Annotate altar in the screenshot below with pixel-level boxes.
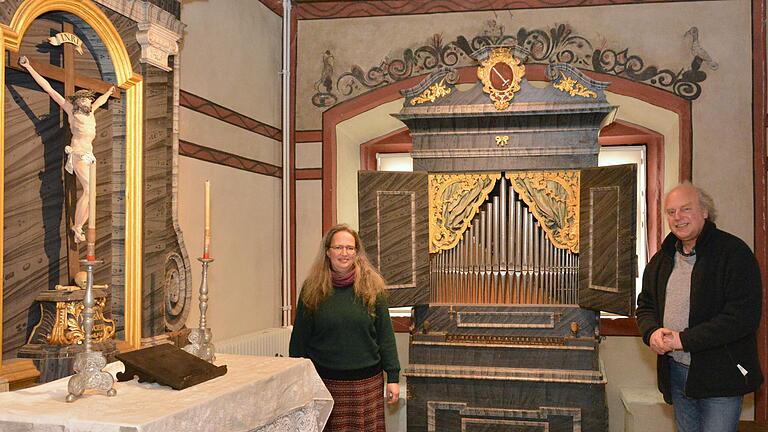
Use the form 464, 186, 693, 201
0, 353, 333, 432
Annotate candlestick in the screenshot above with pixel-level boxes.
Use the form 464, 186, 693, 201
66, 259, 116, 402
184, 257, 216, 362
204, 180, 211, 259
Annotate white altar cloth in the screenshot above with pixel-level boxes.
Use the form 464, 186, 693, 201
0, 353, 333, 432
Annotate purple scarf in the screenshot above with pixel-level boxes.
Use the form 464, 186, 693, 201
331, 268, 356, 287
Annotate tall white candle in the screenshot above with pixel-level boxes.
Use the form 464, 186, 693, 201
88, 163, 96, 229
87, 162, 97, 260
204, 180, 211, 258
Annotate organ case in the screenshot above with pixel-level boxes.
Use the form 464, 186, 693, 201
358, 47, 638, 432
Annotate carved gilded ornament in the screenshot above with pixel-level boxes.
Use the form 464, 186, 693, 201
48, 297, 116, 345
553, 72, 597, 99
477, 47, 525, 110
506, 171, 580, 253
429, 173, 501, 253
410, 79, 452, 105
495, 135, 509, 147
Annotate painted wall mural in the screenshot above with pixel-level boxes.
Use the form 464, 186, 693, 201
311, 21, 715, 108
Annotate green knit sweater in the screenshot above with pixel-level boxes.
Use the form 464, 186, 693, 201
289, 285, 400, 383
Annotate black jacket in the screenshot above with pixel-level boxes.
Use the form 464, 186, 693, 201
636, 220, 763, 403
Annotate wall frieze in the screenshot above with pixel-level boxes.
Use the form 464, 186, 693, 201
179, 140, 283, 178
180, 90, 283, 141
295, 0, 702, 20
310, 22, 713, 109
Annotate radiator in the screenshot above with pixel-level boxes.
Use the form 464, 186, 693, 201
216, 326, 293, 357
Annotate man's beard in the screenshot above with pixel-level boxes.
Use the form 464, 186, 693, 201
73, 101, 92, 115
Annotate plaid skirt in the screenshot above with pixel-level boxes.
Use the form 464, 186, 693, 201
322, 373, 386, 432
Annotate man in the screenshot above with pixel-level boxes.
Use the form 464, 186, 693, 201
637, 182, 763, 432
19, 55, 115, 243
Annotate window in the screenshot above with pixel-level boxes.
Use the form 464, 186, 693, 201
377, 153, 412, 172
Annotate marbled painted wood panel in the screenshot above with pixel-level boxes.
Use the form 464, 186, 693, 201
145, 0, 181, 19
409, 341, 596, 371
413, 305, 598, 340
406, 304, 608, 431
358, 171, 430, 307
0, 0, 23, 26
99, 5, 143, 74
4, 71, 68, 361
142, 64, 188, 338
398, 79, 611, 173
578, 164, 637, 316
407, 375, 607, 432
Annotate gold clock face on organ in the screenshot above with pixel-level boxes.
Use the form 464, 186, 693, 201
489, 62, 515, 91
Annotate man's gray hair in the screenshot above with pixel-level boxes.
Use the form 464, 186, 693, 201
676, 181, 718, 223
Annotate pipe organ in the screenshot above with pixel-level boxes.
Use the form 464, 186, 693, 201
358, 46, 637, 432
430, 176, 581, 306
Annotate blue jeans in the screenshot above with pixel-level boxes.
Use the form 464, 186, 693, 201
669, 359, 743, 432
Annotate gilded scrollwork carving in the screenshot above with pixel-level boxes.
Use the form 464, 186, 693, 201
429, 173, 501, 253
48, 297, 116, 345
410, 79, 452, 105
552, 72, 598, 98
506, 171, 580, 253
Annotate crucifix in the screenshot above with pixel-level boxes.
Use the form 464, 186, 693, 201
8, 21, 119, 282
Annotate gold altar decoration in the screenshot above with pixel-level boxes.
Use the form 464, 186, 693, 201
477, 47, 525, 110
0, 0, 144, 359
553, 72, 597, 99
506, 171, 580, 253
47, 297, 116, 345
411, 79, 452, 105
429, 173, 501, 253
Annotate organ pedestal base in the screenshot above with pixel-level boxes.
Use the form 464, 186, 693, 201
406, 305, 608, 432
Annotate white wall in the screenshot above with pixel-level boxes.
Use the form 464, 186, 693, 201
179, 0, 284, 340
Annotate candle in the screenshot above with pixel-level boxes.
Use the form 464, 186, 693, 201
87, 162, 96, 260
203, 180, 211, 258
89, 163, 96, 229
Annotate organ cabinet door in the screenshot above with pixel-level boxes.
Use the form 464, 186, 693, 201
358, 171, 430, 307
358, 164, 637, 313
578, 163, 638, 316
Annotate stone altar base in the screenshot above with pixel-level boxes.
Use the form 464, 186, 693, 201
17, 340, 118, 383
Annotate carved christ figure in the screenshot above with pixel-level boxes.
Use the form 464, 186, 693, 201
19, 56, 115, 243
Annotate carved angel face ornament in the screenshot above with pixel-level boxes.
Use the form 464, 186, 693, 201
327, 231, 357, 274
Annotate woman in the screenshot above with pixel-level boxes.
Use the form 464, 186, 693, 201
289, 224, 400, 432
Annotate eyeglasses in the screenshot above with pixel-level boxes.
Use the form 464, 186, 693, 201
329, 245, 356, 253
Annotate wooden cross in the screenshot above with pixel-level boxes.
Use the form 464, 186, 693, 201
8, 22, 119, 282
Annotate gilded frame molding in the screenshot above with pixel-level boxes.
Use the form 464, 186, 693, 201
0, 0, 144, 366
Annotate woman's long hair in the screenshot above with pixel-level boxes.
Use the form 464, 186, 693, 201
300, 224, 386, 314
